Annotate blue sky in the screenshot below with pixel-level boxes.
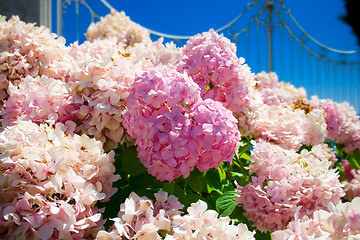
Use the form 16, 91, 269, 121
54, 0, 360, 111
56, 0, 359, 49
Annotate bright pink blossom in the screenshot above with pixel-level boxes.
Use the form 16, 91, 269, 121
124, 67, 240, 181
175, 29, 255, 114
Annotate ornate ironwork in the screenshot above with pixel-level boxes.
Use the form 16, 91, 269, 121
55, 0, 360, 112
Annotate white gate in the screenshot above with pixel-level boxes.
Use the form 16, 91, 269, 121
55, 0, 360, 112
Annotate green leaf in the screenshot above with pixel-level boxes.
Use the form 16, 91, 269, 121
218, 165, 226, 182
120, 146, 147, 176
239, 152, 251, 161
205, 169, 222, 193
349, 150, 360, 169
254, 230, 272, 240
216, 190, 238, 217
186, 168, 207, 193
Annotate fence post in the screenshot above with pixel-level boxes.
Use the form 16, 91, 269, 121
57, 0, 63, 36
266, 0, 273, 72
40, 0, 52, 30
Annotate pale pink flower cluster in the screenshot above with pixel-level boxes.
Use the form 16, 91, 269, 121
233, 71, 328, 146
175, 29, 255, 114
236, 139, 344, 232
96, 191, 255, 240
123, 38, 180, 67
321, 99, 360, 153
272, 197, 360, 239
341, 160, 360, 201
123, 67, 241, 181
250, 101, 327, 150
0, 14, 180, 150
0, 120, 119, 239
96, 191, 183, 240
311, 143, 338, 164
343, 173, 360, 201
85, 9, 151, 46
0, 15, 69, 104
64, 37, 179, 150
166, 200, 256, 240
232, 87, 264, 137
0, 75, 76, 128
65, 39, 134, 149
247, 71, 327, 149
255, 71, 307, 106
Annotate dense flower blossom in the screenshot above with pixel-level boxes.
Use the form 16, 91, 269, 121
4, 10, 360, 239
166, 200, 256, 240
123, 67, 240, 181
175, 29, 255, 114
123, 67, 202, 181
65, 37, 179, 150
236, 139, 345, 232
250, 98, 327, 150
321, 99, 360, 153
0, 75, 77, 128
189, 99, 241, 172
251, 103, 305, 150
341, 160, 360, 201
255, 71, 307, 106
343, 172, 360, 201
0, 120, 119, 239
232, 87, 264, 137
96, 191, 183, 240
272, 197, 360, 239
85, 9, 151, 46
0, 15, 69, 104
311, 143, 338, 164
96, 192, 255, 240
65, 39, 135, 149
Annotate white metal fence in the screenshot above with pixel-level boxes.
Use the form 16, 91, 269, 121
55, 0, 360, 112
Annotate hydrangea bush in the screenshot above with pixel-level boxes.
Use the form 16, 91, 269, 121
0, 10, 360, 239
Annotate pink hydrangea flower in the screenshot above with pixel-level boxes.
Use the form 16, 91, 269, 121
341, 160, 360, 201
311, 143, 338, 164
0, 120, 119, 239
175, 29, 256, 114
250, 104, 306, 150
123, 67, 240, 181
189, 99, 241, 172
236, 139, 345, 232
0, 75, 77, 128
85, 9, 151, 46
251, 99, 327, 150
123, 67, 202, 181
321, 99, 360, 153
95, 191, 183, 240
96, 192, 255, 240
65, 38, 179, 150
168, 200, 255, 239
0, 15, 69, 104
255, 71, 307, 106
272, 197, 360, 239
